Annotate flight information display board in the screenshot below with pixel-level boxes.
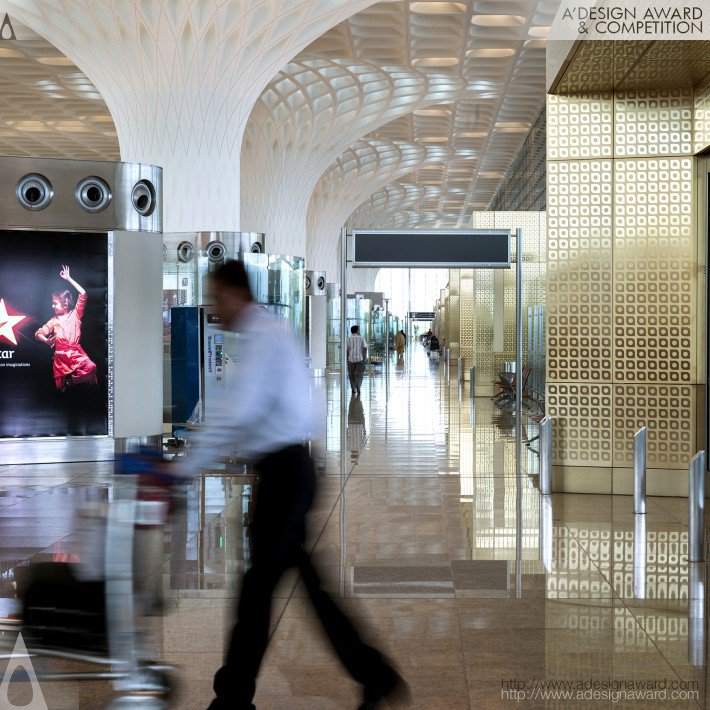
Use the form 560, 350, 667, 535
352, 230, 511, 268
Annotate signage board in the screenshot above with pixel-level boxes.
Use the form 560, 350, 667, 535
352, 229, 511, 268
409, 312, 436, 320
0, 230, 108, 438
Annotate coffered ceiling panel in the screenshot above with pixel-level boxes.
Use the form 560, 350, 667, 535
307, 139, 450, 277
303, 0, 558, 254
242, 56, 463, 254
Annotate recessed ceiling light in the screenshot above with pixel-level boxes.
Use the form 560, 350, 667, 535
414, 108, 452, 116
9, 121, 49, 132
495, 121, 531, 132
420, 136, 449, 142
0, 48, 22, 58
411, 1, 467, 14
528, 26, 550, 37
478, 171, 505, 178
36, 56, 75, 65
471, 14, 526, 26
455, 131, 487, 138
466, 48, 516, 58
412, 57, 460, 67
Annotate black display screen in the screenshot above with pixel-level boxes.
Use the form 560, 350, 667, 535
353, 231, 510, 267
0, 230, 108, 438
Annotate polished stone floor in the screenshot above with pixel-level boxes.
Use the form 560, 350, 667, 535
0, 344, 708, 708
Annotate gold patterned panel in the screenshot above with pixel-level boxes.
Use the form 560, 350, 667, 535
547, 384, 613, 466
447, 270, 460, 358
546, 93, 613, 160
459, 269, 474, 371
547, 158, 613, 382
694, 78, 710, 154
466, 212, 546, 391
614, 89, 693, 158
613, 385, 696, 469
472, 269, 496, 386
613, 158, 695, 384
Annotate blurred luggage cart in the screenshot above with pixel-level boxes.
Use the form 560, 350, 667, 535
0, 448, 179, 709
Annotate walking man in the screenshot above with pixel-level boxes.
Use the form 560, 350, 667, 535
178, 261, 406, 710
347, 324, 367, 396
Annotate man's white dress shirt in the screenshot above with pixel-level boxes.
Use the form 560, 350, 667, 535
180, 303, 321, 473
347, 334, 365, 363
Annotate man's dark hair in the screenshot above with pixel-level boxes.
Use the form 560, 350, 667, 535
211, 260, 253, 300
351, 325, 359, 334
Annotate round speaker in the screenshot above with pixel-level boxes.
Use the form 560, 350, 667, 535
206, 240, 226, 263
250, 241, 263, 253
131, 179, 156, 216
16, 173, 53, 211
177, 241, 195, 263
75, 176, 112, 213
317, 276, 326, 291
305, 275, 312, 290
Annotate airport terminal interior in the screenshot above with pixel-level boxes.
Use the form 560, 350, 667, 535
0, 1, 710, 708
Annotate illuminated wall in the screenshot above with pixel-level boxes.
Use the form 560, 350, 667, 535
546, 75, 710, 494
451, 212, 547, 394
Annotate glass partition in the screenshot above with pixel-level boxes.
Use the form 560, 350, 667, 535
162, 243, 305, 425
326, 290, 341, 370
370, 306, 387, 358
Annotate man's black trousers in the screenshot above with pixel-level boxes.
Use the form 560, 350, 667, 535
211, 444, 390, 708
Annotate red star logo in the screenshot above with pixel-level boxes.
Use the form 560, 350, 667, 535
0, 299, 26, 346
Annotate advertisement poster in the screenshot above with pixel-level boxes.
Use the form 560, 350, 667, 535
0, 231, 108, 438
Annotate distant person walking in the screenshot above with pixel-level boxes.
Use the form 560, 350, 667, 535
347, 325, 367, 396
395, 329, 406, 360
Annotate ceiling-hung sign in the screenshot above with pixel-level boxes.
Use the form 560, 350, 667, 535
352, 229, 511, 268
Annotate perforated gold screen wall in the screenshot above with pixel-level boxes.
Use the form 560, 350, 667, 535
449, 212, 547, 393
546, 87, 704, 477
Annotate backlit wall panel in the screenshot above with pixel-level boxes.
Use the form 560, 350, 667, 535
452, 212, 546, 393
546, 86, 704, 486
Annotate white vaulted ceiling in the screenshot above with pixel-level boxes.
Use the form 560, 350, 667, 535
295, 0, 557, 270
2, 0, 380, 231
0, 0, 557, 267
241, 58, 463, 255
0, 29, 119, 160
307, 139, 450, 278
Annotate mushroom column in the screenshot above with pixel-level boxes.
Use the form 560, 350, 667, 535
5, 0, 380, 232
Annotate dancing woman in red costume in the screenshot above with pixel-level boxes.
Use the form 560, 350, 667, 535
35, 265, 98, 392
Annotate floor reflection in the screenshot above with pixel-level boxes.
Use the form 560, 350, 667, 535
0, 343, 706, 708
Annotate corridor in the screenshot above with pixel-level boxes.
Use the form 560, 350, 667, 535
0, 342, 706, 708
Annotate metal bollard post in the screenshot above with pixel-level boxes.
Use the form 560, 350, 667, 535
539, 416, 553, 495
689, 562, 706, 666
457, 357, 463, 384
469, 366, 475, 398
633, 513, 646, 600
689, 451, 706, 562
445, 348, 450, 380
633, 427, 647, 515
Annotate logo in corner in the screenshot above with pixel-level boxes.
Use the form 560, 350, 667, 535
0, 14, 16, 41
0, 300, 25, 346
0, 633, 48, 709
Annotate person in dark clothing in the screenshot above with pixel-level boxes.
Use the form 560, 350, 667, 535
177, 261, 408, 710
